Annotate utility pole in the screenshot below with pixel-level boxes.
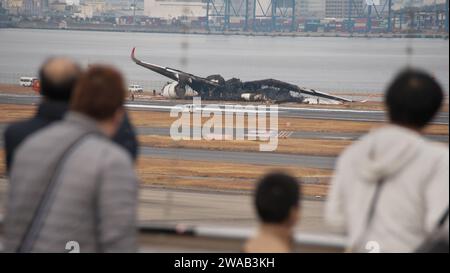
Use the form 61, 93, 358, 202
367, 3, 372, 33
434, 0, 439, 28
253, 0, 257, 31
291, 0, 296, 32
399, 8, 403, 31
133, 0, 136, 26
271, 0, 277, 32
224, 0, 230, 31
245, 0, 249, 31
206, 0, 210, 31
348, 0, 353, 32
387, 0, 392, 32
446, 0, 449, 33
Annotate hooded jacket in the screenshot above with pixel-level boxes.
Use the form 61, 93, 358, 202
326, 125, 449, 253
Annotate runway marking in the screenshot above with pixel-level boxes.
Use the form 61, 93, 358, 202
124, 100, 386, 114
125, 104, 174, 110
0, 93, 40, 99
125, 102, 386, 115
125, 104, 282, 114
278, 106, 383, 114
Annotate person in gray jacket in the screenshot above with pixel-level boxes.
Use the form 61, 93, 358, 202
4, 65, 138, 253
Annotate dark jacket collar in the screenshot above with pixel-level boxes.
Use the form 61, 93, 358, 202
36, 100, 69, 121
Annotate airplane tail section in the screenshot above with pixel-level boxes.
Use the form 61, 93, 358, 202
131, 47, 219, 88
131, 47, 139, 63
130, 47, 179, 81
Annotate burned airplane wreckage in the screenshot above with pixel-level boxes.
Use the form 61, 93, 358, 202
131, 48, 353, 104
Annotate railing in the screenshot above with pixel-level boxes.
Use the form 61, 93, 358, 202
0, 217, 346, 253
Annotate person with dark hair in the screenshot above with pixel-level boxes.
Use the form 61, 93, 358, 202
326, 69, 449, 253
4, 65, 138, 252
385, 69, 444, 129
3, 57, 138, 174
243, 172, 301, 253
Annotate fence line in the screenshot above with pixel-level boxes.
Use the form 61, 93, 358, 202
0, 217, 346, 252
0, 72, 168, 92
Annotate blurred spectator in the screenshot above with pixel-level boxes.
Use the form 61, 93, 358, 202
4, 65, 138, 253
326, 69, 449, 253
3, 57, 138, 174
416, 212, 449, 253
243, 173, 301, 253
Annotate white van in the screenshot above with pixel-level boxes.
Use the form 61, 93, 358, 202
19, 77, 37, 87
128, 84, 144, 93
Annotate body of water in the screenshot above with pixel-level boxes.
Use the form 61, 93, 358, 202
0, 28, 448, 94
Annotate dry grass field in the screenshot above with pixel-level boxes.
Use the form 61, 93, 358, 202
136, 156, 331, 195
0, 150, 4, 175
0, 84, 37, 95
138, 135, 351, 156
129, 111, 448, 135
0, 149, 331, 195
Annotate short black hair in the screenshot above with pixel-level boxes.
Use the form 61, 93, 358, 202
385, 69, 443, 129
255, 172, 301, 224
39, 58, 81, 102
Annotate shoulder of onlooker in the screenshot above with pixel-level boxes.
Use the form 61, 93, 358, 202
4, 118, 40, 140
87, 135, 134, 169
337, 134, 369, 164
425, 142, 449, 162
23, 120, 73, 143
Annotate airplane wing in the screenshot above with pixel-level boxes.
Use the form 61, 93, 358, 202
244, 79, 353, 103
299, 88, 354, 103
131, 48, 219, 88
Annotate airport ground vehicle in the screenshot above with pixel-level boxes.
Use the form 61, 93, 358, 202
19, 77, 38, 87
129, 84, 144, 93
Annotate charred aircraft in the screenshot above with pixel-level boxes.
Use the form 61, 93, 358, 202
131, 48, 353, 104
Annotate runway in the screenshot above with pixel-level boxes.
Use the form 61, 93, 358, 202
0, 122, 448, 143
0, 136, 335, 169
1, 92, 448, 124
140, 146, 336, 169
134, 126, 449, 143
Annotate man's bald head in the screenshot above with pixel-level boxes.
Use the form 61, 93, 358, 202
39, 58, 82, 102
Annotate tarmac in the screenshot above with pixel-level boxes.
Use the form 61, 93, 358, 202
0, 93, 448, 124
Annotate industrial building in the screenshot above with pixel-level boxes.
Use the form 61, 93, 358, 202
1, 0, 448, 33
298, 0, 326, 18
143, 0, 206, 18
325, 0, 364, 18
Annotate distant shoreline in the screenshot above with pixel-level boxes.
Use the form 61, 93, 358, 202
3, 25, 449, 40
